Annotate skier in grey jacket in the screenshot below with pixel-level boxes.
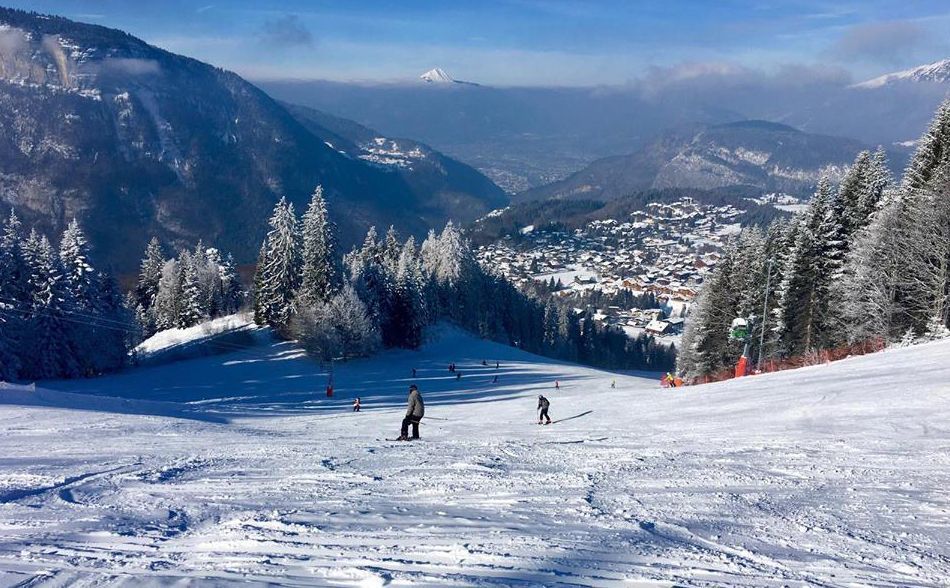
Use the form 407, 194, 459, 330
398, 384, 425, 440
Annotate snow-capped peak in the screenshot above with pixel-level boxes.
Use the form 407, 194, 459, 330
420, 68, 455, 84
853, 58, 950, 89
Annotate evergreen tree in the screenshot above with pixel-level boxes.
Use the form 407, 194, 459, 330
253, 197, 301, 327
0, 210, 24, 380
177, 251, 204, 328
329, 283, 380, 359
59, 219, 98, 309
901, 98, 950, 196
20, 231, 80, 379
299, 186, 337, 305
152, 259, 182, 331
136, 237, 165, 311
776, 178, 837, 355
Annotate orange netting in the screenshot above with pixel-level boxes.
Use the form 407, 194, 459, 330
689, 338, 887, 386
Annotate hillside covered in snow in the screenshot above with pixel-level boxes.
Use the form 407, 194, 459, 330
0, 326, 947, 585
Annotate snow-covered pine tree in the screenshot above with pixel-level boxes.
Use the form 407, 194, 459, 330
383, 225, 401, 271
860, 147, 891, 222
678, 246, 740, 379
58, 219, 131, 374
901, 98, 950, 196
253, 197, 302, 327
290, 300, 340, 363
194, 244, 221, 317
90, 273, 133, 373
177, 250, 204, 328
151, 258, 182, 332
136, 237, 165, 312
389, 237, 426, 349
59, 219, 98, 309
775, 178, 836, 356
20, 231, 80, 379
219, 253, 244, 314
0, 210, 25, 380
831, 150, 895, 344
542, 298, 559, 353
874, 100, 950, 337
329, 283, 380, 359
299, 186, 337, 306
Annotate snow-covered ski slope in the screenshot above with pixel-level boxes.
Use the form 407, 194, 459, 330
1, 326, 948, 586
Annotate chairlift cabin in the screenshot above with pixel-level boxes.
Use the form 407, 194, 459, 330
729, 317, 749, 341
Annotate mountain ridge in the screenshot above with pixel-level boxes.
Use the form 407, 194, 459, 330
854, 58, 950, 89
0, 7, 505, 272
516, 121, 894, 203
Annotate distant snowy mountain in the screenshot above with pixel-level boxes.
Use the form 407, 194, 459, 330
854, 58, 950, 89
418, 67, 479, 86
420, 68, 455, 83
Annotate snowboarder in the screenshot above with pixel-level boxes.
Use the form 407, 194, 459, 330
398, 384, 425, 441
537, 395, 551, 425
353, 397, 361, 412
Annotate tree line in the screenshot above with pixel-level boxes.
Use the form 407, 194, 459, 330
1, 183, 676, 383
252, 187, 675, 371
0, 215, 130, 380
679, 99, 950, 380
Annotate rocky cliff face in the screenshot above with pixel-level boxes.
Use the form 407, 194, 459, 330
0, 9, 505, 271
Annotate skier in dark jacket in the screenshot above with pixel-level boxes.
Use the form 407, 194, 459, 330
537, 394, 551, 425
398, 384, 425, 440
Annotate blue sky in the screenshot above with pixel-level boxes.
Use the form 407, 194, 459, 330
10, 0, 950, 85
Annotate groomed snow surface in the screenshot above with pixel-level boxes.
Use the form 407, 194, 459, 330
1, 324, 948, 586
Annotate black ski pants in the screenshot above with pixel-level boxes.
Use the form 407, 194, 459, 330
539, 408, 551, 423
401, 416, 421, 438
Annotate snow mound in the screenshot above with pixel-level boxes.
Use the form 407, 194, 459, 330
135, 313, 257, 353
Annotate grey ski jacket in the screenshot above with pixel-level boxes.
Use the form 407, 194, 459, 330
406, 388, 425, 419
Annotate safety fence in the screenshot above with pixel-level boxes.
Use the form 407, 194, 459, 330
689, 338, 887, 386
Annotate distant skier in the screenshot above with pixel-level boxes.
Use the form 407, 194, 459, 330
495, 361, 500, 369
398, 384, 425, 441
353, 397, 361, 412
456, 371, 462, 381
537, 394, 552, 425
492, 375, 498, 384
555, 380, 560, 390
482, 359, 487, 366
326, 384, 333, 397
411, 368, 417, 378
611, 380, 616, 389
665, 372, 677, 388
